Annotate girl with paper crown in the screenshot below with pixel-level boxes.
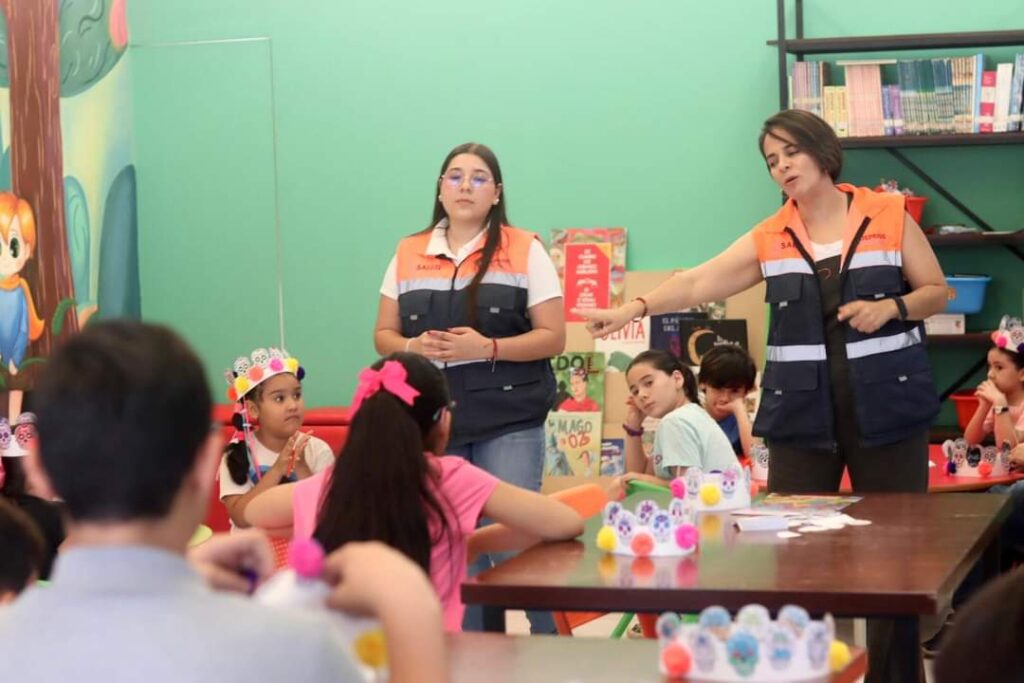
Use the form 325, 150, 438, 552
218, 347, 334, 529
243, 352, 583, 631
963, 315, 1024, 450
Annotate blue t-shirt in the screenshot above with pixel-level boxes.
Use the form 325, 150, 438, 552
716, 413, 743, 456
651, 403, 740, 479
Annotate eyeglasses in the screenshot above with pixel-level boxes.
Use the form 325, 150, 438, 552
432, 400, 457, 422
441, 170, 494, 190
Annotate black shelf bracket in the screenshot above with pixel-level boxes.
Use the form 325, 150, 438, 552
886, 148, 1024, 262
938, 354, 988, 402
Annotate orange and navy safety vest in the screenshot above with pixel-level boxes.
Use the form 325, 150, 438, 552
751, 184, 939, 448
394, 224, 555, 447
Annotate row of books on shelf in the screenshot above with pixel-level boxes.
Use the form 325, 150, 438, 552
790, 53, 1024, 138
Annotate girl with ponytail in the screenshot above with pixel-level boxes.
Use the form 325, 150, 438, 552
245, 352, 583, 631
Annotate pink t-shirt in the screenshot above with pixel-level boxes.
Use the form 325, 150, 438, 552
291, 454, 499, 631
982, 402, 1024, 440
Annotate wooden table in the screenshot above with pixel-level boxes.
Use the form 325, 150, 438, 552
463, 493, 1010, 619
448, 633, 867, 683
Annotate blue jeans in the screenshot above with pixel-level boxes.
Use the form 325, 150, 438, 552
448, 425, 556, 635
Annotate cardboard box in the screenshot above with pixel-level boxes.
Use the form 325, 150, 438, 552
925, 313, 966, 335
565, 321, 595, 353
603, 372, 630, 424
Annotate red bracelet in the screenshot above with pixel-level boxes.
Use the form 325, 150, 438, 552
631, 296, 648, 320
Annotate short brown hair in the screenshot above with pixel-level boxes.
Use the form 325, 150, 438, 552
758, 109, 843, 181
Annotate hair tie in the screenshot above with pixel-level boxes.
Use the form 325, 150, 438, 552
350, 361, 421, 414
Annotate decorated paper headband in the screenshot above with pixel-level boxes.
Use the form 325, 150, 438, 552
682, 465, 753, 511
750, 444, 770, 482
597, 478, 700, 557
350, 361, 421, 415
991, 315, 1024, 355
656, 604, 852, 681
941, 438, 1011, 478
0, 413, 37, 458
225, 347, 304, 402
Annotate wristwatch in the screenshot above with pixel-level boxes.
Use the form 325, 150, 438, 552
893, 296, 908, 322
994, 405, 1010, 415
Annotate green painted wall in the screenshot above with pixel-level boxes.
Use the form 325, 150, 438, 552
128, 0, 1024, 429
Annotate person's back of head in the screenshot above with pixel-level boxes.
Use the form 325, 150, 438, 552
35, 320, 212, 522
315, 352, 455, 577
0, 497, 44, 602
698, 344, 757, 392
934, 566, 1024, 683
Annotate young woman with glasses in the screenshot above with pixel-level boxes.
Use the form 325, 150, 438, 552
373, 142, 565, 633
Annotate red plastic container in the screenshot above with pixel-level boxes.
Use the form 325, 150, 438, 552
950, 391, 980, 431
904, 196, 928, 224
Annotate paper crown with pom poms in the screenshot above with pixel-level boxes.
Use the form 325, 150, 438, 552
941, 438, 1010, 478
681, 465, 753, 511
224, 347, 304, 402
992, 315, 1024, 356
596, 481, 700, 558
0, 413, 37, 458
656, 604, 852, 681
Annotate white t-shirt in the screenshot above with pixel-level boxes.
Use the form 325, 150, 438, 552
218, 434, 336, 500
379, 225, 563, 308
651, 403, 740, 479
810, 239, 842, 262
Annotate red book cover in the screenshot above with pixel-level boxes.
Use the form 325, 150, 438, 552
979, 70, 997, 133
563, 242, 610, 323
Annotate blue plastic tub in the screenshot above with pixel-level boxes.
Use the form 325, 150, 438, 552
944, 275, 991, 314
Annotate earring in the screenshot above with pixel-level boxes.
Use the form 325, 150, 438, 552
493, 198, 500, 205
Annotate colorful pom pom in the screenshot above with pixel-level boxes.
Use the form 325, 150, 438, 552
946, 461, 957, 475
226, 387, 238, 402
631, 531, 655, 557
675, 523, 699, 550
286, 358, 299, 373
234, 376, 251, 395
248, 366, 264, 382
996, 336, 1008, 348
979, 461, 993, 477
661, 642, 692, 677
828, 640, 852, 672
296, 366, 306, 381
269, 357, 285, 372
596, 525, 617, 552
669, 477, 686, 499
288, 538, 325, 578
699, 483, 721, 507
353, 629, 388, 669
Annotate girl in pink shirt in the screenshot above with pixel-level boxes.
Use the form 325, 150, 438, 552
246, 353, 583, 631
964, 317, 1024, 450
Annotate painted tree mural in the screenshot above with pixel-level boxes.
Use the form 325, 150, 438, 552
0, 0, 128, 392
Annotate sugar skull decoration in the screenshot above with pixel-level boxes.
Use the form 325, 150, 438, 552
595, 481, 699, 558
657, 605, 850, 681
942, 438, 1009, 478
3, 413, 37, 458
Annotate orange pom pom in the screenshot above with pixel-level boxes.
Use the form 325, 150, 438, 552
979, 461, 993, 477
661, 643, 691, 677
630, 532, 655, 557
248, 366, 264, 382
226, 387, 238, 402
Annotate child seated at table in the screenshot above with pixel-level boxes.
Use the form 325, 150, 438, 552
609, 350, 739, 498
697, 343, 757, 459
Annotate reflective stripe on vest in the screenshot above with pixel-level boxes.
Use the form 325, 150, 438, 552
845, 328, 922, 360
397, 270, 530, 295
847, 249, 902, 270
765, 344, 828, 363
761, 258, 814, 278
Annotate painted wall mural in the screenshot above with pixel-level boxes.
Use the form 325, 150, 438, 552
0, 0, 138, 418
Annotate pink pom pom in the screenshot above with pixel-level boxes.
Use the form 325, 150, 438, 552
670, 477, 686, 499
269, 358, 285, 372
675, 523, 699, 550
662, 643, 692, 676
288, 539, 325, 578
979, 461, 993, 477
996, 336, 1008, 348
